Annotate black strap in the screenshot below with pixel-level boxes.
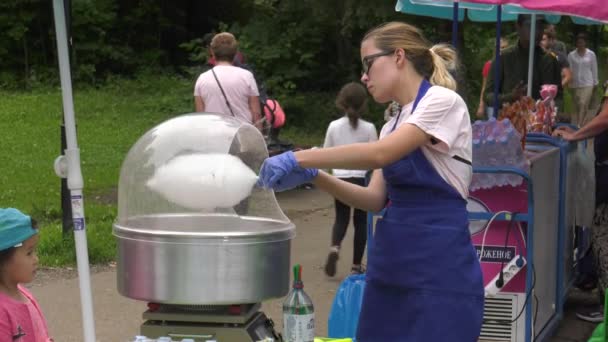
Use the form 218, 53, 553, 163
211, 68, 236, 117
430, 138, 472, 165
267, 99, 277, 125
453, 155, 472, 166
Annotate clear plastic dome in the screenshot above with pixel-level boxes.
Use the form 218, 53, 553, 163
114, 113, 293, 242
114, 114, 294, 304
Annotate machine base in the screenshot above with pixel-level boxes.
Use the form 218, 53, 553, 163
140, 304, 282, 342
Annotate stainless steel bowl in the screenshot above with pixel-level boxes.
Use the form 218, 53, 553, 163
114, 214, 295, 305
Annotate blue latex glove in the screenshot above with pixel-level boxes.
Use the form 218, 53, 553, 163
257, 151, 318, 191
272, 168, 319, 192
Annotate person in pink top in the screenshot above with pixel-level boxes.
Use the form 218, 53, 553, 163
0, 208, 52, 342
194, 32, 262, 129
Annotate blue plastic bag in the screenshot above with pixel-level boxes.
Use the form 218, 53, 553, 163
327, 274, 366, 340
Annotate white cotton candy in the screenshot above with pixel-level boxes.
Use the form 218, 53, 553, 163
146, 153, 258, 209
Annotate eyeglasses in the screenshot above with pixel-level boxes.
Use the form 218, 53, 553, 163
361, 50, 394, 75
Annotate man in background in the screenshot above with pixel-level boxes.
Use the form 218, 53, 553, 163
485, 15, 562, 109
568, 33, 599, 128
541, 28, 571, 118
545, 24, 568, 55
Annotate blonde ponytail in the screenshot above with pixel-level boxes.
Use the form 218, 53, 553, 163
363, 22, 460, 91
429, 44, 458, 91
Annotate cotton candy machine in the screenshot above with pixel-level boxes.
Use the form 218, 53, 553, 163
114, 113, 295, 304
114, 113, 293, 341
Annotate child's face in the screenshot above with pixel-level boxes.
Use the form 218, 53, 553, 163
3, 234, 39, 285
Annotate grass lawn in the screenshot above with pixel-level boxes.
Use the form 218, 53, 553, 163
0, 74, 325, 266
1, 75, 189, 265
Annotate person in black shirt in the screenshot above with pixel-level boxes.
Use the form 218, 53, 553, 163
485, 15, 562, 108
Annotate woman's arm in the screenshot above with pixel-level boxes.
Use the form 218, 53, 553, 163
476, 76, 488, 119
296, 123, 429, 170
570, 100, 608, 140
561, 67, 572, 88
555, 99, 608, 141
314, 169, 387, 212
195, 96, 205, 112
591, 52, 598, 86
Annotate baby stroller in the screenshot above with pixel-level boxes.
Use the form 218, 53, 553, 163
239, 64, 294, 156
260, 97, 295, 156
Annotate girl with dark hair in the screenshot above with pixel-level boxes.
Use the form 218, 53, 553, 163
323, 82, 378, 276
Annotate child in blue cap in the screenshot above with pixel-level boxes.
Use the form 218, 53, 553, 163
0, 208, 52, 341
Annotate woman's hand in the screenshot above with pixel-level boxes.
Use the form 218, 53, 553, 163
257, 151, 318, 191
552, 126, 575, 141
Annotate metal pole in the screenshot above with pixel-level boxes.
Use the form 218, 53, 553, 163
492, 5, 502, 118
51, 1, 96, 341
527, 14, 537, 98
452, 0, 459, 49
64, 0, 71, 45
592, 25, 599, 56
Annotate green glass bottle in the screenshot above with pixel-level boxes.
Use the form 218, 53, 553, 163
282, 264, 315, 342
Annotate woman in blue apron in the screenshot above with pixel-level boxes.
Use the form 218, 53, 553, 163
258, 22, 484, 341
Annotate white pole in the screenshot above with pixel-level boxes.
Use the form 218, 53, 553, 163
51, 1, 96, 341
527, 14, 536, 97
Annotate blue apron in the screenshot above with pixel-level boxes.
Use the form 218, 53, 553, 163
356, 80, 484, 341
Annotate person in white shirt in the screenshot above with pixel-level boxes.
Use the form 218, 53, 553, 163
194, 32, 261, 129
323, 82, 378, 277
568, 33, 599, 128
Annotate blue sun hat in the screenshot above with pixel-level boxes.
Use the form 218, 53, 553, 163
0, 208, 38, 251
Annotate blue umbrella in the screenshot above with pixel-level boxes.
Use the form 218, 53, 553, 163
396, 1, 562, 34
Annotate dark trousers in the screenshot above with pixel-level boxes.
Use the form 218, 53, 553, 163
332, 177, 367, 265
577, 164, 608, 299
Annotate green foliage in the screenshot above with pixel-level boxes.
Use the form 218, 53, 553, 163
2, 0, 605, 102
0, 0, 53, 88
460, 22, 514, 111
37, 218, 116, 266
70, 0, 174, 82
279, 92, 336, 133
227, 2, 326, 95
221, 0, 406, 96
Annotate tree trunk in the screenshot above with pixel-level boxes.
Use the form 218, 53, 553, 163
23, 35, 29, 88
334, 0, 354, 80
